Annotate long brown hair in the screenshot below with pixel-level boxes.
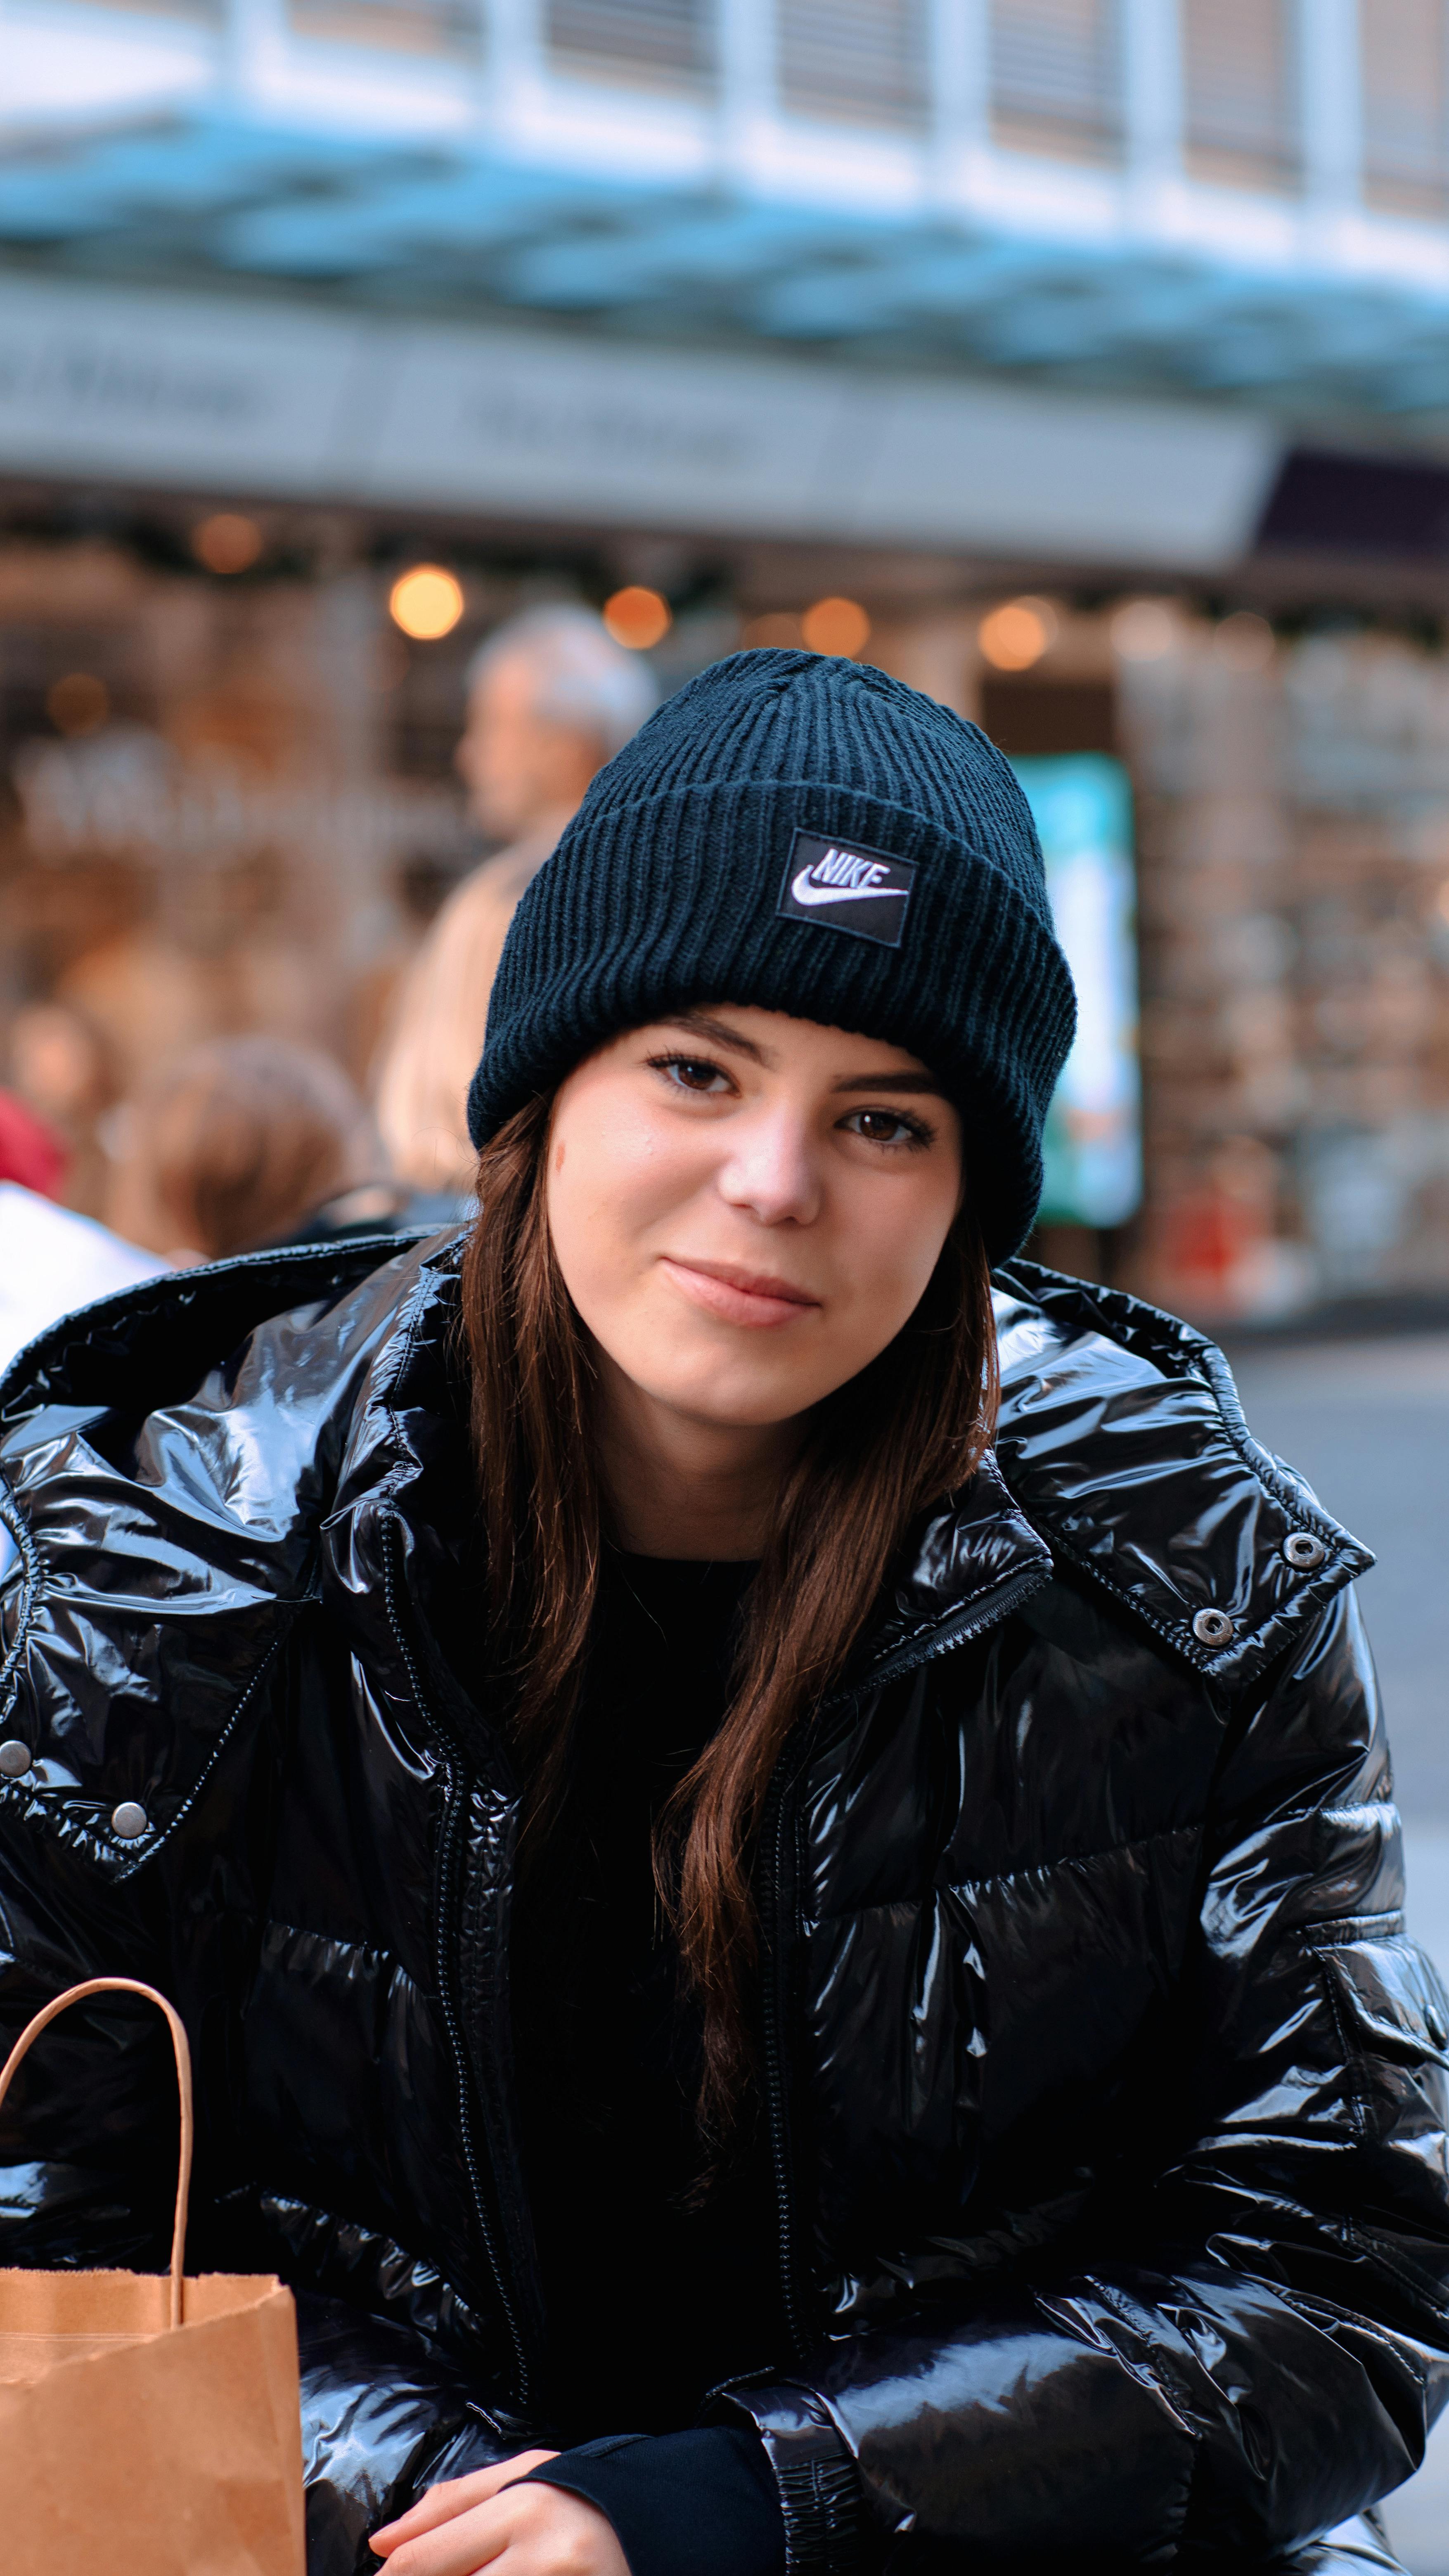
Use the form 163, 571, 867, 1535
462, 1087, 999, 2136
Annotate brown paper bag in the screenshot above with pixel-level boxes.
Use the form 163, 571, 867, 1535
0, 1975, 305, 2575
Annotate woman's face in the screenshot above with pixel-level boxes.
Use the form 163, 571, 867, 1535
545, 1005, 963, 1431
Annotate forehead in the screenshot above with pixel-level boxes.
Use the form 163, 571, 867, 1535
472, 651, 540, 719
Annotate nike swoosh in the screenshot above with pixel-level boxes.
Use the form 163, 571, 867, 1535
790, 867, 909, 907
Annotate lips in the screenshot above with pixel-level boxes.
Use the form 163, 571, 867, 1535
658, 1255, 822, 1329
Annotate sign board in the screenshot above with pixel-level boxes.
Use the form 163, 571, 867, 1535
1011, 754, 1142, 1232
0, 272, 1277, 565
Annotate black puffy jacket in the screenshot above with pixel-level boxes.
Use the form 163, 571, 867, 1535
0, 1234, 1446, 2575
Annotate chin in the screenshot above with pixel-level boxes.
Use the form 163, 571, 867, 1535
673, 1377, 824, 1430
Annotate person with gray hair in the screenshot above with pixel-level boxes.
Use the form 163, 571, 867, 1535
375, 604, 659, 1196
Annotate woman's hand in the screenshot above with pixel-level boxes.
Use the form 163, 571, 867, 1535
370, 2453, 631, 2576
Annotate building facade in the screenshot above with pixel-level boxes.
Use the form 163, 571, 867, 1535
6, 0, 1449, 1309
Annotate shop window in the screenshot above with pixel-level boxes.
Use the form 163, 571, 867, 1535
1181, 0, 1299, 192
979, 677, 1117, 757
777, 0, 930, 131
989, 0, 1123, 163
1361, 0, 1449, 215
287, 0, 479, 52
546, 0, 714, 88
69, 0, 221, 16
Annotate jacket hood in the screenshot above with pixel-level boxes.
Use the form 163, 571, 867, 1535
0, 1234, 1370, 1880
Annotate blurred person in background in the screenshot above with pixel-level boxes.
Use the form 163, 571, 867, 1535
107, 1033, 398, 1265
374, 603, 658, 1200
0, 1085, 159, 1528
0, 1085, 68, 1207
7, 999, 118, 1220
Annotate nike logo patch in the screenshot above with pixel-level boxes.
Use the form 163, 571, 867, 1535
788, 866, 909, 908
777, 831, 917, 948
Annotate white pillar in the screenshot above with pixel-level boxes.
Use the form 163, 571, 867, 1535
930, 0, 990, 197
717, 0, 776, 174
1122, 0, 1182, 209
1300, 0, 1361, 225
485, 0, 547, 121
222, 0, 290, 99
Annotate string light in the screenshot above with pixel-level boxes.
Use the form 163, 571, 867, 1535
978, 598, 1058, 672
801, 596, 870, 657
603, 587, 672, 649
1111, 599, 1176, 662
192, 514, 263, 575
389, 566, 465, 641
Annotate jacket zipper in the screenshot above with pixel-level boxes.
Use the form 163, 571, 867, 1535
758, 1755, 807, 2361
397, 1533, 1050, 2406
385, 1522, 533, 2413
755, 1552, 1053, 2365
824, 1557, 1054, 1710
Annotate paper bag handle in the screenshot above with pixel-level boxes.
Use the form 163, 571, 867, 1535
0, 1977, 193, 2329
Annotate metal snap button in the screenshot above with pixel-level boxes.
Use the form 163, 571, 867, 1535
1193, 1607, 1236, 1648
110, 1801, 149, 1841
0, 1739, 31, 1778
1283, 1531, 1327, 1572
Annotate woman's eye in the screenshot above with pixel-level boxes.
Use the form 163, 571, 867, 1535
846, 1107, 929, 1148
652, 1055, 732, 1095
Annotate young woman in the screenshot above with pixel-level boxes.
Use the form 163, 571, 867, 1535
0, 651, 1444, 2576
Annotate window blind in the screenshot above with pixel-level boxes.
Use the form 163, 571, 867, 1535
777, 0, 930, 130
288, 0, 479, 51
546, 0, 713, 88
990, 0, 1123, 162
1181, 0, 1299, 191
77, 0, 222, 17
1361, 0, 1449, 213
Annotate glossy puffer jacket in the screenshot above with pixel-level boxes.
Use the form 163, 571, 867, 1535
0, 1233, 1446, 2576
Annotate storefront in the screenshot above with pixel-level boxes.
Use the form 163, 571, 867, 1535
7, 0, 1449, 1315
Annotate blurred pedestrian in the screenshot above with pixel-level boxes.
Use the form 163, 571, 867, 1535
373, 604, 657, 1198
0, 1181, 160, 1387
0, 1078, 159, 1578
106, 1034, 393, 1265
0, 1086, 68, 1203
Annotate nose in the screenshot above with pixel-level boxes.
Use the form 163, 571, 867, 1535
715, 1103, 822, 1227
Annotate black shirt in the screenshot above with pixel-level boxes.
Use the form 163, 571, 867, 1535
509, 1551, 788, 2576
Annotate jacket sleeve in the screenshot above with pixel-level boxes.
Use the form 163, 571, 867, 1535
0, 1702, 535, 2576
296, 2293, 535, 2576
720, 1589, 1449, 2571
0, 1320, 536, 2575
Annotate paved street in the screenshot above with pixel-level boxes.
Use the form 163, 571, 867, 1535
1229, 1333, 1449, 2573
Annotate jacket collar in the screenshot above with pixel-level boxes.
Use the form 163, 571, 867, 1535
844, 1452, 1052, 1698
1, 1235, 1372, 1726
990, 1260, 1371, 1692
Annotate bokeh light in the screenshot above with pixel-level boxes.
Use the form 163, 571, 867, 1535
47, 672, 110, 735
192, 513, 263, 575
603, 585, 672, 649
801, 595, 871, 657
389, 564, 466, 641
1111, 598, 1177, 662
978, 598, 1058, 672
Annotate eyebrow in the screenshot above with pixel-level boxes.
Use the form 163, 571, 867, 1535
830, 1071, 947, 1097
658, 1011, 946, 1097
661, 1010, 773, 1064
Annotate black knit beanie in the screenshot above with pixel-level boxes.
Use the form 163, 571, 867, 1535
467, 649, 1076, 1261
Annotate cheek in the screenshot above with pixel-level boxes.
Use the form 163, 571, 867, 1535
832, 1172, 958, 1341
545, 1106, 693, 1315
